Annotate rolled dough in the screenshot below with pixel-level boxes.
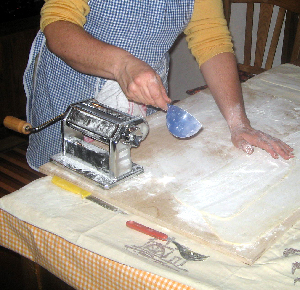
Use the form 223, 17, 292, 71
169, 92, 300, 245
174, 131, 299, 244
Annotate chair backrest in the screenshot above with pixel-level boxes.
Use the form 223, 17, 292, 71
223, 0, 300, 74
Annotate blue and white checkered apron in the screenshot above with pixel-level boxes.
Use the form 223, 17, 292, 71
23, 0, 194, 170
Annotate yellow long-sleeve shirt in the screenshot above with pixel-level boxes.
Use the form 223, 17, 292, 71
40, 0, 234, 67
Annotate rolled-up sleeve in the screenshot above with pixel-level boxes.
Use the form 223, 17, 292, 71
40, 0, 90, 31
184, 0, 234, 67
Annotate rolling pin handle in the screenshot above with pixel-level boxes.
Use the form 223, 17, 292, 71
3, 116, 32, 135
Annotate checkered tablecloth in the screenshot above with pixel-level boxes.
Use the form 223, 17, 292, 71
0, 204, 195, 290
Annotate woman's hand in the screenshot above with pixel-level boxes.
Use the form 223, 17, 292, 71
114, 54, 171, 110
200, 52, 294, 160
230, 124, 294, 160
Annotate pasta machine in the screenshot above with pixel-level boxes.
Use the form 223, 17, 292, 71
4, 99, 149, 189
51, 99, 149, 189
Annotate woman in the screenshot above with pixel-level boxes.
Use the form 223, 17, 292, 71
24, 0, 294, 170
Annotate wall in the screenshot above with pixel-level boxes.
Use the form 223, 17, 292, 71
168, 33, 204, 101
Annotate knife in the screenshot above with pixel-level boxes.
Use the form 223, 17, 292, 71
51, 176, 127, 214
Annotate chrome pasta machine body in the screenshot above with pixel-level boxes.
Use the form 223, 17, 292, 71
50, 99, 149, 189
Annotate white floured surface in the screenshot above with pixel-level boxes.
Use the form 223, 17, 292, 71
132, 83, 300, 248
174, 131, 299, 244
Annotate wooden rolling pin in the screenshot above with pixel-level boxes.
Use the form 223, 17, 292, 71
3, 116, 32, 134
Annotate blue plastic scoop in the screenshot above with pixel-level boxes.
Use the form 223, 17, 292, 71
166, 104, 202, 138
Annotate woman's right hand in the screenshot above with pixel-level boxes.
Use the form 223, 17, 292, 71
114, 54, 171, 110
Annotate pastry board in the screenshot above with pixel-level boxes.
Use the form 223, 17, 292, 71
40, 87, 300, 264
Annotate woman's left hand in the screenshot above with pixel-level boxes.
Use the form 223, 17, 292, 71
230, 124, 294, 160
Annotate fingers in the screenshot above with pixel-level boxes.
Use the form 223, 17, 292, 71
116, 57, 171, 110
236, 139, 254, 155
147, 77, 171, 110
232, 127, 294, 160
272, 140, 294, 159
253, 133, 294, 160
130, 73, 170, 110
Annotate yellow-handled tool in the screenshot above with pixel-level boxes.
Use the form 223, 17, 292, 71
52, 176, 92, 198
51, 176, 127, 214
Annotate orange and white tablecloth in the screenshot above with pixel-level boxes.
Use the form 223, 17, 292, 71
0, 207, 193, 290
0, 177, 200, 290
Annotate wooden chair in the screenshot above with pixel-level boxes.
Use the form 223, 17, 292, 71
223, 0, 300, 75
